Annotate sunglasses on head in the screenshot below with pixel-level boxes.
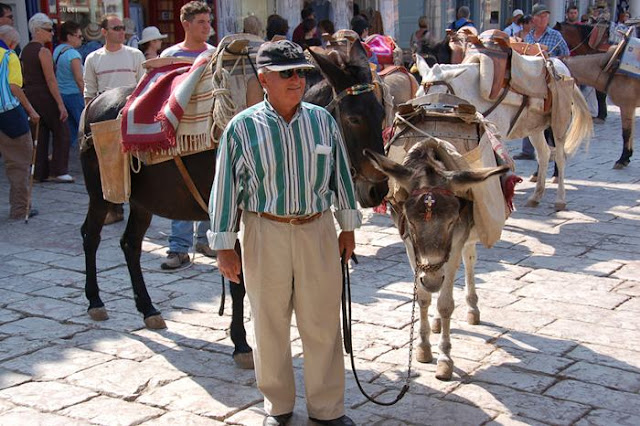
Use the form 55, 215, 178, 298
278, 69, 307, 79
109, 25, 126, 31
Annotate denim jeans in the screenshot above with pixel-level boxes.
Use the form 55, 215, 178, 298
521, 137, 534, 156
169, 220, 209, 253
62, 93, 84, 148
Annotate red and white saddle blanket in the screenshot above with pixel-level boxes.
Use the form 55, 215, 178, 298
121, 51, 214, 154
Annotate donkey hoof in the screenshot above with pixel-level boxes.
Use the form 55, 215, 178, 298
613, 162, 626, 170
233, 352, 255, 369
467, 311, 480, 325
88, 307, 109, 321
554, 202, 567, 211
431, 318, 442, 334
529, 174, 538, 183
144, 315, 167, 330
416, 345, 433, 363
435, 360, 454, 381
525, 199, 539, 208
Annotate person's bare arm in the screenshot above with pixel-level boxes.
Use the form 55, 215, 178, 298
10, 84, 40, 124
38, 47, 68, 121
70, 57, 84, 94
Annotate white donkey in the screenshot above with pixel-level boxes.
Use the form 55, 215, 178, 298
414, 54, 592, 211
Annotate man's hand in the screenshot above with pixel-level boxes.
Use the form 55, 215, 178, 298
217, 249, 241, 283
338, 231, 355, 264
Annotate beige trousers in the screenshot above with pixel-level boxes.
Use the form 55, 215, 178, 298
0, 130, 33, 219
241, 211, 344, 420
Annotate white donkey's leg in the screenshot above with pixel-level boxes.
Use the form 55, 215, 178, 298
416, 287, 433, 363
526, 130, 550, 207
462, 241, 480, 325
553, 136, 567, 211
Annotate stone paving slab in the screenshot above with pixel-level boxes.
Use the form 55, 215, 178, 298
0, 107, 639, 424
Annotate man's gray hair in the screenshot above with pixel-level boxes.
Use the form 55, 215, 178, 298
28, 12, 52, 36
457, 6, 471, 19
0, 24, 19, 46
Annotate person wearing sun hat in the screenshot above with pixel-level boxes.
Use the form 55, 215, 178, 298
138, 26, 167, 59
504, 8, 524, 37
210, 39, 359, 426
78, 22, 103, 63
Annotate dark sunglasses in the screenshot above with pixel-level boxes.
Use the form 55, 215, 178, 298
278, 69, 307, 79
41, 27, 54, 33
109, 25, 126, 31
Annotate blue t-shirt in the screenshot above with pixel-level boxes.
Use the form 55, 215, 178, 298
53, 43, 83, 95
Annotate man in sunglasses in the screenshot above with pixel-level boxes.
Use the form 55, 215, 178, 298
209, 40, 359, 426
83, 14, 145, 106
83, 14, 145, 224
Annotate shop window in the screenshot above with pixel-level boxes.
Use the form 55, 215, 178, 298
58, 0, 124, 27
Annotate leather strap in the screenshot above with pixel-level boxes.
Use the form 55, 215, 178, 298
173, 156, 208, 214
258, 211, 322, 225
508, 94, 529, 136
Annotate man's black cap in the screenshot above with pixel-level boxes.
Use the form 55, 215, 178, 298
256, 40, 314, 71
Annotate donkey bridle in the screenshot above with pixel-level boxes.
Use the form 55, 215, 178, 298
326, 82, 389, 185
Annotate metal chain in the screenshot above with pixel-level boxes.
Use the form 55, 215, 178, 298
405, 272, 419, 388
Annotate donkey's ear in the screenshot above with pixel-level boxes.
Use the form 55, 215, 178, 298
349, 40, 373, 80
364, 149, 413, 186
449, 165, 510, 193
414, 54, 430, 79
308, 48, 345, 88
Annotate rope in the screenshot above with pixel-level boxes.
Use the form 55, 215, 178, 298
211, 55, 238, 143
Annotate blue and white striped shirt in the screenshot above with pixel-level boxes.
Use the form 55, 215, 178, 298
209, 98, 362, 250
524, 27, 570, 57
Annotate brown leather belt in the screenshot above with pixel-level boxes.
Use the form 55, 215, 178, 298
257, 211, 323, 225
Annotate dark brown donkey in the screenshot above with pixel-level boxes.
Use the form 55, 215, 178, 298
556, 23, 639, 169
80, 39, 388, 368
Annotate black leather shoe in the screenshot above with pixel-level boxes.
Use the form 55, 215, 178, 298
309, 415, 356, 426
263, 412, 293, 426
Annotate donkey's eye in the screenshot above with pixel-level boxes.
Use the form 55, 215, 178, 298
346, 116, 361, 125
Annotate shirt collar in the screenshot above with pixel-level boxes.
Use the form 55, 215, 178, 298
263, 95, 304, 124
0, 40, 10, 51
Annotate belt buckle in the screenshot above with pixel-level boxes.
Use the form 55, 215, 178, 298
290, 217, 303, 225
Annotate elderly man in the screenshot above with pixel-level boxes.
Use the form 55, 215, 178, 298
0, 25, 39, 219
449, 6, 475, 31
209, 40, 359, 426
524, 3, 569, 57
158, 1, 216, 270
84, 14, 145, 224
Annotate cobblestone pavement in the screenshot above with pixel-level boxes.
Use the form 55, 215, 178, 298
0, 104, 639, 426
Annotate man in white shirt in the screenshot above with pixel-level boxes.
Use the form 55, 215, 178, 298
83, 14, 145, 104
158, 1, 216, 270
504, 9, 524, 37
83, 14, 145, 224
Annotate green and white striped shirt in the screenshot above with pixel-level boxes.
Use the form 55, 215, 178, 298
208, 99, 362, 250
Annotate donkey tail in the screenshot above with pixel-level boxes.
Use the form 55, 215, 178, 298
564, 84, 593, 156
